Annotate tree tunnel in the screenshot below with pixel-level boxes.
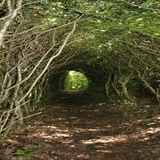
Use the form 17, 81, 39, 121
42, 61, 108, 104
41, 47, 160, 106
1, 0, 160, 138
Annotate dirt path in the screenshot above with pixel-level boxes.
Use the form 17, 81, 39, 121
1, 93, 160, 160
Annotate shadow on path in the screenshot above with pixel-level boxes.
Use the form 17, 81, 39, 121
1, 93, 160, 160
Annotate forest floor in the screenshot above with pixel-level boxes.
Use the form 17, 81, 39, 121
1, 92, 160, 160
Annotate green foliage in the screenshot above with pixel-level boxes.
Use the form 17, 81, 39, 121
37, 142, 44, 148
0, 139, 6, 145
14, 147, 37, 158
146, 122, 156, 127
64, 70, 89, 91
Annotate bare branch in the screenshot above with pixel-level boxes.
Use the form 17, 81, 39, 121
0, 0, 23, 47
19, 20, 77, 103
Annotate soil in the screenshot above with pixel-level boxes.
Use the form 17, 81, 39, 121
1, 92, 160, 160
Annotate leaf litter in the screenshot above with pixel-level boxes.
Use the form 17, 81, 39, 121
1, 94, 160, 160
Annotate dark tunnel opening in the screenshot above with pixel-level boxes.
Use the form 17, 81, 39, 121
42, 65, 107, 105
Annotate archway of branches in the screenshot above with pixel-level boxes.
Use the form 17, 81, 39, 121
1, 31, 160, 136
0, 0, 160, 138
42, 60, 107, 104
40, 40, 160, 107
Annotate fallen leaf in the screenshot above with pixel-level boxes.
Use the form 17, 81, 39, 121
4, 148, 13, 155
